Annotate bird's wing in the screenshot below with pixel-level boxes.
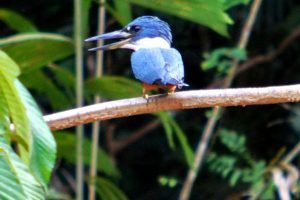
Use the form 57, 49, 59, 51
131, 48, 185, 85
159, 48, 185, 85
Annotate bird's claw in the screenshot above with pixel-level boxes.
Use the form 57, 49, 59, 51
142, 88, 149, 100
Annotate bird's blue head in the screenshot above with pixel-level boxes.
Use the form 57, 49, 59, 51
85, 16, 172, 51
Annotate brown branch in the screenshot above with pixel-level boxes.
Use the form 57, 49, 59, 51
44, 84, 300, 131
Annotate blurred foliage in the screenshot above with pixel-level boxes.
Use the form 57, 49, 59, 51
0, 0, 300, 199
0, 8, 38, 33
94, 177, 129, 200
55, 131, 120, 178
158, 176, 179, 188
106, 0, 132, 26
128, 0, 233, 36
85, 76, 142, 100
201, 47, 247, 74
206, 129, 276, 199
0, 33, 74, 72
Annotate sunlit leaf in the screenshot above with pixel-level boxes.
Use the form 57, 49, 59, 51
128, 0, 233, 36
85, 76, 142, 100
0, 33, 74, 72
55, 132, 120, 178
15, 80, 56, 186
0, 137, 45, 200
0, 50, 30, 162
0, 9, 38, 33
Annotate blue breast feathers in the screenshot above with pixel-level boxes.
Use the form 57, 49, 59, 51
131, 48, 187, 87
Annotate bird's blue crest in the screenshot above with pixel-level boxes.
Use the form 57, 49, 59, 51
125, 16, 172, 45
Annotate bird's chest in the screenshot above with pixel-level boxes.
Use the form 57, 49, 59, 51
131, 48, 169, 70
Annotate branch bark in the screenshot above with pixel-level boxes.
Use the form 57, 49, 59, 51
45, 84, 300, 131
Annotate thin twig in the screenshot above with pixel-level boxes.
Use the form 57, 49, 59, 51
237, 26, 300, 75
282, 142, 300, 164
179, 1, 263, 199
74, 0, 84, 199
44, 84, 300, 131
89, 1, 105, 200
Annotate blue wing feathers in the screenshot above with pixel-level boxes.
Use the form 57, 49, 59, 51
131, 48, 187, 86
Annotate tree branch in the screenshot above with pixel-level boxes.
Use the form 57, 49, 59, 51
45, 84, 300, 131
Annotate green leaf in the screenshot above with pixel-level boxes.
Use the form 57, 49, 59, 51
201, 47, 247, 73
94, 177, 129, 200
0, 9, 38, 33
0, 50, 30, 162
154, 112, 175, 149
219, 129, 246, 154
169, 117, 194, 167
0, 137, 45, 200
128, 0, 233, 36
20, 70, 72, 110
229, 169, 242, 186
221, 0, 251, 10
85, 76, 142, 100
15, 80, 56, 186
106, 0, 132, 26
54, 132, 120, 178
154, 112, 194, 166
0, 33, 74, 72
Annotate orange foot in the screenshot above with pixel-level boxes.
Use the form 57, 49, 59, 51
142, 83, 177, 99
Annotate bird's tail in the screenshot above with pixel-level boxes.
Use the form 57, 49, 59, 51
177, 82, 189, 89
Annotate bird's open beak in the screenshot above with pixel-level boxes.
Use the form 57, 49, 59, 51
85, 30, 132, 51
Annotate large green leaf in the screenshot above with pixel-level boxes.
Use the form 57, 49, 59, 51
0, 33, 74, 72
94, 177, 129, 200
55, 132, 120, 178
0, 50, 30, 162
128, 0, 233, 36
0, 137, 45, 200
15, 80, 56, 186
85, 76, 142, 100
0, 9, 38, 33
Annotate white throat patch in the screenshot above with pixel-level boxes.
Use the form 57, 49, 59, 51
121, 37, 170, 51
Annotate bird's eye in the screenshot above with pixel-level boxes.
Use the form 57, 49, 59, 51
131, 25, 141, 32
125, 25, 141, 33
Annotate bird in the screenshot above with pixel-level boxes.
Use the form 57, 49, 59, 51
85, 16, 188, 99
